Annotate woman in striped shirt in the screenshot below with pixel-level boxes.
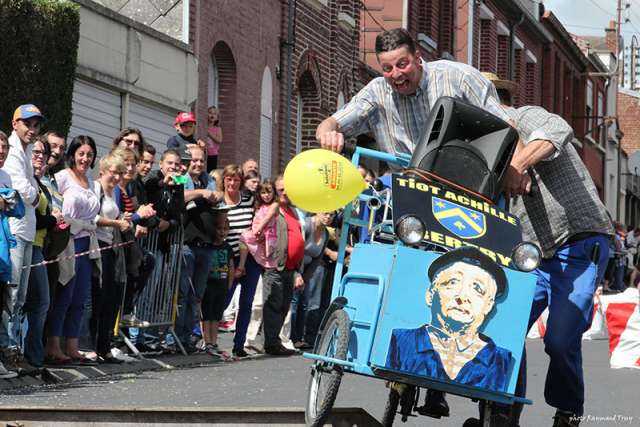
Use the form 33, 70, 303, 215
220, 164, 262, 358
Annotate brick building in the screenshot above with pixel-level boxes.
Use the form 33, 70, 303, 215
619, 89, 640, 154
360, 0, 455, 69
618, 89, 640, 224
188, 0, 360, 176
455, 0, 548, 108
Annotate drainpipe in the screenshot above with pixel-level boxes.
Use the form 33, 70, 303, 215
467, 0, 474, 64
508, 13, 524, 81
402, 0, 409, 30
284, 0, 297, 163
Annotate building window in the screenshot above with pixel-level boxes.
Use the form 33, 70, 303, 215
597, 90, 604, 144
259, 67, 273, 177
208, 55, 219, 107
586, 79, 593, 139
525, 62, 535, 105
296, 92, 303, 154
337, 91, 345, 110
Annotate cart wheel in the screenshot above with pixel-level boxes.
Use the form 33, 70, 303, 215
381, 386, 400, 426
305, 309, 350, 427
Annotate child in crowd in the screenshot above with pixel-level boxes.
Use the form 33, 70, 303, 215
166, 112, 206, 152
206, 106, 222, 172
237, 179, 279, 275
202, 212, 235, 357
210, 168, 223, 188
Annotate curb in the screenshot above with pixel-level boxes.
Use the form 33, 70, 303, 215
0, 352, 269, 394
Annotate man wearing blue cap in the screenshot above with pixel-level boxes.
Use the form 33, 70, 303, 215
0, 104, 46, 373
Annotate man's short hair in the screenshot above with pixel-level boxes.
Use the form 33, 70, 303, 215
161, 148, 181, 162
375, 28, 416, 55
44, 130, 66, 142
143, 143, 156, 156
189, 145, 205, 157
0, 131, 7, 145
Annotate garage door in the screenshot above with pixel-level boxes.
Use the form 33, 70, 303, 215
69, 79, 121, 158
128, 98, 178, 154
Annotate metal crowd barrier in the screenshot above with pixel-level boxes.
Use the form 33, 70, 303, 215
119, 225, 186, 356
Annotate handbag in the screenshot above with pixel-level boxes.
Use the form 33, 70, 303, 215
43, 223, 71, 261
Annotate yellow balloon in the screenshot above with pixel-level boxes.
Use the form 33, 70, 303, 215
284, 149, 367, 213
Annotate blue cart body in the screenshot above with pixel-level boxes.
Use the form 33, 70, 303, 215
304, 147, 536, 407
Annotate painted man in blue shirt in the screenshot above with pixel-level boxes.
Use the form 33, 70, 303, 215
386, 247, 511, 393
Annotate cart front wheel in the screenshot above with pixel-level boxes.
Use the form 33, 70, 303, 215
305, 309, 350, 427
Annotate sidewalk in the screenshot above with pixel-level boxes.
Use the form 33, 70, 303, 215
0, 331, 268, 394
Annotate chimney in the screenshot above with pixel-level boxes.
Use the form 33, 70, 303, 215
605, 19, 617, 53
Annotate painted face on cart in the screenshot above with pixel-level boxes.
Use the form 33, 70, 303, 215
427, 262, 497, 334
378, 46, 423, 96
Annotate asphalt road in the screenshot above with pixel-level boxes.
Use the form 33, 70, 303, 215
0, 338, 636, 426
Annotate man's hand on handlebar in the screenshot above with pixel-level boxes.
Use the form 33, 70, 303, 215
503, 165, 531, 199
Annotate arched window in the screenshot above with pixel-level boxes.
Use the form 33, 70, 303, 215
337, 91, 345, 110
208, 54, 219, 107
259, 67, 273, 177
295, 92, 303, 154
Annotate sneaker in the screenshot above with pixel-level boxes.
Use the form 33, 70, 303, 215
1, 348, 22, 373
552, 410, 581, 427
416, 390, 450, 418
110, 348, 140, 363
206, 344, 228, 359
0, 360, 17, 379
232, 348, 249, 358
294, 341, 313, 350
245, 345, 264, 354
120, 314, 150, 328
264, 344, 295, 356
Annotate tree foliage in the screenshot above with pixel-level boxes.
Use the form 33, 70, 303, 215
0, 0, 80, 135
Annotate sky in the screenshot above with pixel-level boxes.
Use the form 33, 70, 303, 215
543, 0, 640, 40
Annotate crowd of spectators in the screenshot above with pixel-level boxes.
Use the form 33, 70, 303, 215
0, 103, 345, 379
603, 222, 640, 294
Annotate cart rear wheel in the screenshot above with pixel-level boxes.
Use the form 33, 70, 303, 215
381, 386, 400, 426
305, 309, 350, 427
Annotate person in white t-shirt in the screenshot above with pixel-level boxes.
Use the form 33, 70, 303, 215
0, 104, 45, 372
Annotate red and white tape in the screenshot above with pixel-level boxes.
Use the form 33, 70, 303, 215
22, 240, 134, 270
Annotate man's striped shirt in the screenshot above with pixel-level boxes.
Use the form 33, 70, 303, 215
333, 59, 509, 156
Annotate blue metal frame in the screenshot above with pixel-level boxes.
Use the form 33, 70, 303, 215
332, 148, 409, 291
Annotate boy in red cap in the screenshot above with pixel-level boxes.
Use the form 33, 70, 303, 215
166, 112, 206, 153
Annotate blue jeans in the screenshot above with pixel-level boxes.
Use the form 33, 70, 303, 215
291, 258, 326, 344
226, 254, 262, 352
0, 237, 33, 348
176, 245, 214, 344
513, 235, 610, 417
23, 247, 49, 366
47, 237, 92, 338
613, 261, 626, 291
